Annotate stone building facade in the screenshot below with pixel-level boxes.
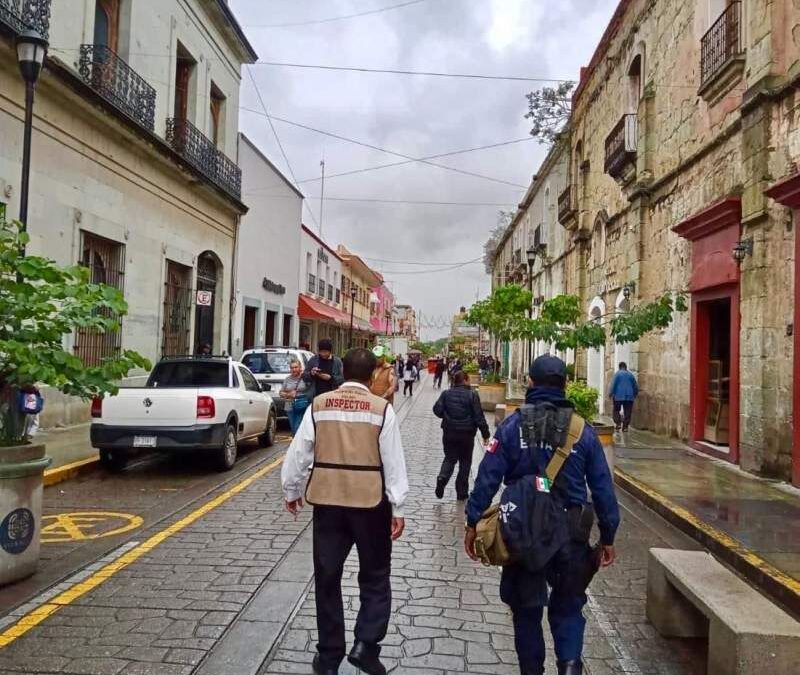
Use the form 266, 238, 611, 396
557, 0, 800, 484
0, 0, 256, 427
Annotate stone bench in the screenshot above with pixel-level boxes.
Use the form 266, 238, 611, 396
646, 548, 800, 675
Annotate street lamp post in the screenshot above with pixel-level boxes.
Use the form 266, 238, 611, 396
348, 288, 356, 349
526, 246, 537, 368
15, 29, 48, 253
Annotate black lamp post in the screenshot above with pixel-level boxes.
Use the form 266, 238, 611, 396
348, 288, 356, 349
526, 245, 537, 368
15, 29, 48, 252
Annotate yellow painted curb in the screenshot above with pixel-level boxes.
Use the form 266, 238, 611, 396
43, 456, 99, 487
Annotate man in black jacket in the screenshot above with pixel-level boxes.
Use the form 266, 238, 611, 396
432, 371, 490, 500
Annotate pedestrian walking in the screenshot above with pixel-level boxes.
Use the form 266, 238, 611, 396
433, 358, 445, 389
402, 358, 417, 397
281, 348, 409, 675
279, 359, 309, 436
433, 371, 490, 500
465, 355, 620, 675
303, 339, 344, 400
18, 383, 44, 438
608, 361, 638, 432
369, 346, 396, 407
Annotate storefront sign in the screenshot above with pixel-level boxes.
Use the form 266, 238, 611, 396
196, 290, 213, 306
262, 278, 286, 295
317, 247, 329, 264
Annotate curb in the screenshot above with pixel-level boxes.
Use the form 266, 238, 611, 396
614, 467, 800, 619
43, 456, 99, 487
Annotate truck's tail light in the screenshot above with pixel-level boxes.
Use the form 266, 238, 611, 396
90, 397, 102, 418
197, 396, 215, 419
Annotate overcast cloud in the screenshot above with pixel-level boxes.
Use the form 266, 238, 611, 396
232, 0, 618, 339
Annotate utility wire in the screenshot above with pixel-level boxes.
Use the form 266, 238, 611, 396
251, 61, 569, 83
381, 260, 483, 275
240, 192, 515, 207
363, 256, 482, 266
245, 67, 319, 229
245, 0, 431, 28
240, 106, 527, 189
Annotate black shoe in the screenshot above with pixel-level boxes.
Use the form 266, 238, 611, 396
348, 642, 386, 675
557, 659, 583, 675
456, 492, 469, 501
312, 653, 339, 675
435, 479, 445, 499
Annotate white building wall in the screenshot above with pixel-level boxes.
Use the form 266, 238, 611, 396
232, 134, 303, 357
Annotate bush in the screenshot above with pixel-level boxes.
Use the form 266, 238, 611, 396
566, 380, 599, 422
481, 372, 502, 385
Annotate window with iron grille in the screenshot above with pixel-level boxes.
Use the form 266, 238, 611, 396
308, 273, 316, 294
327, 284, 333, 301
335, 289, 341, 305
318, 278, 325, 296
74, 231, 125, 366
161, 260, 193, 357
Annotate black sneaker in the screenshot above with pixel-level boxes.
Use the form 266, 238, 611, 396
435, 480, 445, 499
348, 641, 386, 675
312, 653, 339, 675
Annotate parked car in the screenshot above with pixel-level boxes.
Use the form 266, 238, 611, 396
240, 347, 315, 418
90, 356, 277, 472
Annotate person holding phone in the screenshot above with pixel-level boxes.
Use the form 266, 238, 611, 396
303, 338, 344, 400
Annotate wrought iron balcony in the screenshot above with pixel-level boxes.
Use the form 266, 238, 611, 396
701, 2, 742, 85
604, 113, 637, 180
558, 185, 574, 224
0, 0, 50, 38
79, 44, 156, 132
166, 118, 242, 199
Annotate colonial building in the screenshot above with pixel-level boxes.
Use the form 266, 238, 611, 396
449, 307, 486, 359
556, 0, 800, 485
232, 134, 302, 357
369, 278, 395, 336
393, 305, 419, 343
0, 0, 256, 427
337, 245, 381, 350
298, 225, 347, 353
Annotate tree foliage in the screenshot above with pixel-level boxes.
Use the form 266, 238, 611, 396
465, 285, 687, 354
524, 81, 575, 144
0, 220, 151, 444
483, 210, 514, 274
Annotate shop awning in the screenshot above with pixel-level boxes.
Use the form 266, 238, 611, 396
298, 294, 350, 326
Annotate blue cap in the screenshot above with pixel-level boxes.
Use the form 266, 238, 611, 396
529, 354, 567, 383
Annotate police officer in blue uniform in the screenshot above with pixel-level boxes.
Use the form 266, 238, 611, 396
464, 355, 620, 675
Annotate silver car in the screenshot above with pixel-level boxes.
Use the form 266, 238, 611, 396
240, 347, 315, 418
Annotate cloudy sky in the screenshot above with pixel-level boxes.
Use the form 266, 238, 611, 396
232, 0, 618, 339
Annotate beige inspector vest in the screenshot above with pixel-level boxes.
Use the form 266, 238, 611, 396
305, 386, 389, 509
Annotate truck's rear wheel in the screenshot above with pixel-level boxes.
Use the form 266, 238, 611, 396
99, 449, 128, 472
259, 411, 277, 448
217, 424, 238, 471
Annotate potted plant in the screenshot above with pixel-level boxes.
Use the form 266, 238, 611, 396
477, 371, 506, 412
0, 221, 149, 585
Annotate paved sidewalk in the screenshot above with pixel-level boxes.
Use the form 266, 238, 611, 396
615, 429, 800, 614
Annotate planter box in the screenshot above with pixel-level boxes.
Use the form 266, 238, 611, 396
0, 443, 51, 586
478, 383, 506, 412
591, 421, 615, 474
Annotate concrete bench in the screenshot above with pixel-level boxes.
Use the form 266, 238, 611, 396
647, 548, 800, 675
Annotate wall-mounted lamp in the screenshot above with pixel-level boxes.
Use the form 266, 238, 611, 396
622, 281, 636, 300
732, 238, 753, 264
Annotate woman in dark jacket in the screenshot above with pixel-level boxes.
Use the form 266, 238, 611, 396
432, 371, 490, 500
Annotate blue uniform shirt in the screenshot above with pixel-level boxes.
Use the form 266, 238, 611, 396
466, 387, 620, 546
608, 369, 638, 401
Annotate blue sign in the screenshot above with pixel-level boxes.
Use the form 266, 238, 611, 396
0, 508, 34, 555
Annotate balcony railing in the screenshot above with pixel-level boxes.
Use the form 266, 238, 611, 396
0, 0, 50, 38
701, 2, 742, 85
558, 185, 574, 223
79, 44, 156, 132
604, 113, 637, 179
166, 118, 242, 199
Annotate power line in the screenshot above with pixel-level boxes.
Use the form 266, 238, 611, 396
380, 259, 483, 275
297, 137, 536, 184
240, 106, 527, 189
245, 0, 431, 28
363, 256, 481, 266
240, 193, 515, 207
252, 61, 569, 83
245, 67, 320, 229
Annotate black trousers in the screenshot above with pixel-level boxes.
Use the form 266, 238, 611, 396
313, 502, 392, 669
433, 373, 443, 389
612, 399, 634, 429
437, 429, 475, 498
403, 381, 414, 396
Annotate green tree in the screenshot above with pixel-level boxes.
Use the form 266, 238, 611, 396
0, 220, 151, 445
524, 81, 575, 144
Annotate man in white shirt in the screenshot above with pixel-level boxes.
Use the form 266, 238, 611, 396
282, 348, 409, 675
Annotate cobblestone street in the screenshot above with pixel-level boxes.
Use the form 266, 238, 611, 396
0, 378, 703, 675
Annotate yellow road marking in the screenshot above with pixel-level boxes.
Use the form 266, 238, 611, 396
0, 453, 285, 649
43, 457, 99, 487
41, 512, 143, 543
615, 468, 800, 596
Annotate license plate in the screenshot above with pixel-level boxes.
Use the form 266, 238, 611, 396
133, 436, 157, 448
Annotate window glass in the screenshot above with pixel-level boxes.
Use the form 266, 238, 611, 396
147, 361, 229, 387
242, 352, 293, 374
239, 367, 261, 392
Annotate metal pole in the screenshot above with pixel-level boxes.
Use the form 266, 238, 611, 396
348, 297, 355, 349
527, 264, 534, 367
19, 80, 35, 244
319, 159, 325, 238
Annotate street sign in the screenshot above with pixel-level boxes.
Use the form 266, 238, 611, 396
196, 290, 213, 306
41, 512, 143, 543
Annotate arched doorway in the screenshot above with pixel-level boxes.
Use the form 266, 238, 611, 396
195, 251, 221, 353
614, 289, 633, 373
587, 297, 606, 415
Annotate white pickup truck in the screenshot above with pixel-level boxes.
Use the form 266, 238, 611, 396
90, 356, 277, 472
